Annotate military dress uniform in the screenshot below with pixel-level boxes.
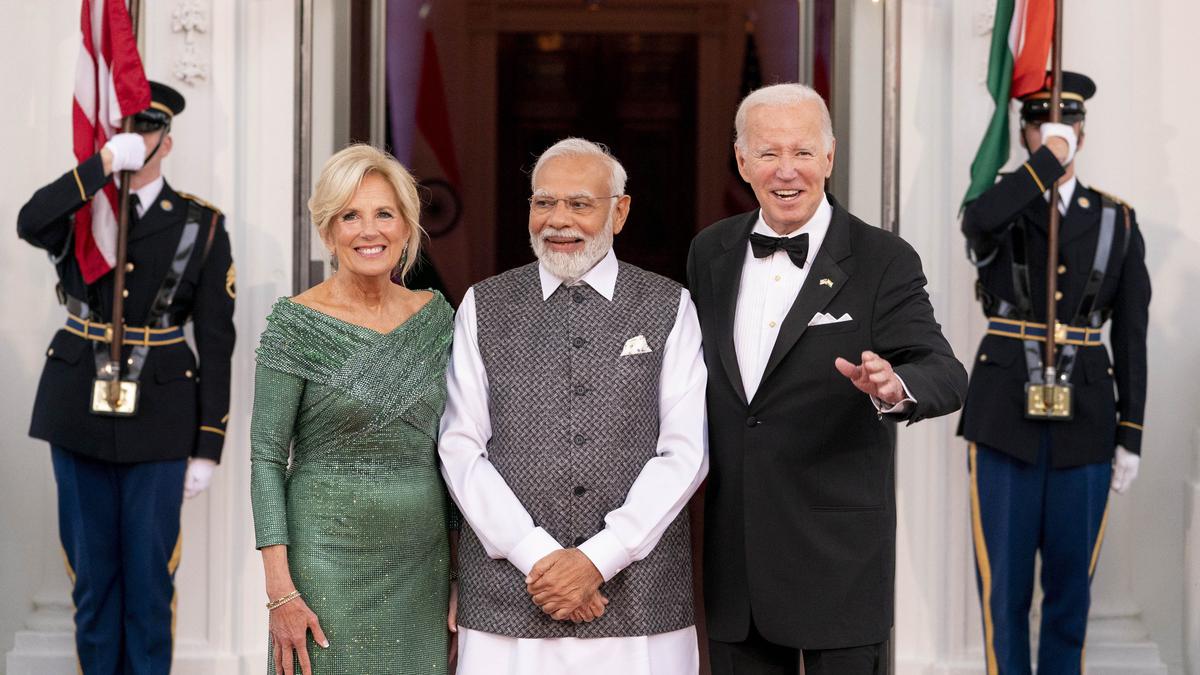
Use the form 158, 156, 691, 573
16, 83, 234, 674
959, 72, 1151, 675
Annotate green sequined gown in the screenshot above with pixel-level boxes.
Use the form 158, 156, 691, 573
251, 294, 453, 674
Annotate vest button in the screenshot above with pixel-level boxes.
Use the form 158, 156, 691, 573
1055, 290, 1063, 301
573, 292, 585, 304
1057, 264, 1067, 274
746, 416, 759, 427
572, 337, 587, 349
573, 434, 587, 446
573, 536, 586, 546
574, 384, 589, 396
574, 485, 587, 496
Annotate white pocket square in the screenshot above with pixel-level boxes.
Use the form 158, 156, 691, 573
807, 312, 853, 326
620, 335, 653, 356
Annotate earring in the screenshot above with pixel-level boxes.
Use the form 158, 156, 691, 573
329, 252, 338, 271
398, 244, 410, 271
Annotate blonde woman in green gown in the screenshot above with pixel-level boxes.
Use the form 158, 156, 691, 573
251, 145, 456, 675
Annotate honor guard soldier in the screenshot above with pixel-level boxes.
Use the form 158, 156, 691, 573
17, 81, 235, 673
959, 71, 1151, 674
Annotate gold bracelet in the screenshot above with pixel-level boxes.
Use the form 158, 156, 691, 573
266, 590, 301, 611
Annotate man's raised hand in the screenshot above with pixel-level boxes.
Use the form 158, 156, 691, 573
835, 350, 904, 405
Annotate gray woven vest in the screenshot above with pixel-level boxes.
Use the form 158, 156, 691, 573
457, 260, 694, 638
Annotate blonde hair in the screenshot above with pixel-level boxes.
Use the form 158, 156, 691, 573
308, 144, 425, 282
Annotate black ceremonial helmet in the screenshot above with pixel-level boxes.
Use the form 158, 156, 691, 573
1019, 71, 1096, 124
131, 81, 185, 133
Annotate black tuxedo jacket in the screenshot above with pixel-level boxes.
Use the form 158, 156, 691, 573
687, 197, 966, 649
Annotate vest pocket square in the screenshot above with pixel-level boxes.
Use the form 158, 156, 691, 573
808, 312, 853, 326
621, 335, 653, 356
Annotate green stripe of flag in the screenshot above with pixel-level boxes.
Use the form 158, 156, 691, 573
963, 0, 1017, 206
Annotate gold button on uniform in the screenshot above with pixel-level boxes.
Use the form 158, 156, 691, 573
1107, 367, 1114, 376
185, 370, 194, 378
979, 354, 988, 362
122, 289, 129, 298
1054, 290, 1063, 301
125, 262, 135, 272
1057, 264, 1066, 274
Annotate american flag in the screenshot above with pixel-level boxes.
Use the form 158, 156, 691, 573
72, 0, 149, 283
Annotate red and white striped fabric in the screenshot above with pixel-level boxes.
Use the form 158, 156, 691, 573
1008, 0, 1055, 99
72, 0, 149, 284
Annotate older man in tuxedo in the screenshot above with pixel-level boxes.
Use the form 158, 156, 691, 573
687, 83, 967, 675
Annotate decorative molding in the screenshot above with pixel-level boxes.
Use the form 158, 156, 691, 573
171, 1, 209, 86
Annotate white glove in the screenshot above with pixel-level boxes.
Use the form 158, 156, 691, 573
184, 458, 217, 499
1039, 122, 1077, 165
103, 133, 146, 173
1110, 445, 1140, 494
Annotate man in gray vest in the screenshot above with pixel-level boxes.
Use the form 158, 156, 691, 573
439, 137, 708, 674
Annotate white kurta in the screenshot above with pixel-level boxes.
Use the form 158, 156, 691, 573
438, 250, 708, 675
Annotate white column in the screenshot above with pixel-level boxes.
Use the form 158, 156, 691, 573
1184, 429, 1200, 675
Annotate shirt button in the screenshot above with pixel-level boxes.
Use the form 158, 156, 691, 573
1057, 264, 1066, 274
572, 337, 587, 348
774, 275, 782, 282
746, 416, 759, 427
573, 434, 587, 446
574, 486, 587, 496
573, 292, 585, 304
1055, 290, 1064, 301
768, 321, 777, 328
573, 536, 586, 546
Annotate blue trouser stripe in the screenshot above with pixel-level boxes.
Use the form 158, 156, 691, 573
52, 446, 186, 675
971, 432, 1111, 675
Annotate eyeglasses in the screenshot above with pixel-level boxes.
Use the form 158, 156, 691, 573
527, 195, 621, 215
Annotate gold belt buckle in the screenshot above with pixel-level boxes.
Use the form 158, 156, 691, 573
1024, 382, 1073, 421
1053, 321, 1068, 344
90, 379, 140, 416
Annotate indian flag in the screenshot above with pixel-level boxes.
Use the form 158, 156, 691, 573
962, 0, 1055, 205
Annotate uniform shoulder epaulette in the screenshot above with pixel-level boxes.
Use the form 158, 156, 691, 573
176, 190, 223, 217
1091, 187, 1130, 209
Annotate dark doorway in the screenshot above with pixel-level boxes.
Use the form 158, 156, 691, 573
496, 32, 699, 283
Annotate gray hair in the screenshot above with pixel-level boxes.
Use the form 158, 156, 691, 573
531, 137, 628, 196
734, 83, 834, 152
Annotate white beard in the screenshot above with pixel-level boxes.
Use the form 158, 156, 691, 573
529, 216, 614, 283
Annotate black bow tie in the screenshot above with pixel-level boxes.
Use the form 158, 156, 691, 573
749, 232, 810, 268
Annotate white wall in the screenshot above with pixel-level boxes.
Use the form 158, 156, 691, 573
1063, 3, 1200, 672
0, 0, 81, 658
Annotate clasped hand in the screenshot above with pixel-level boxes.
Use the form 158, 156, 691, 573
526, 549, 608, 623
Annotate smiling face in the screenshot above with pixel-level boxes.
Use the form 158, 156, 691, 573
528, 154, 630, 281
735, 101, 835, 235
326, 172, 408, 280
